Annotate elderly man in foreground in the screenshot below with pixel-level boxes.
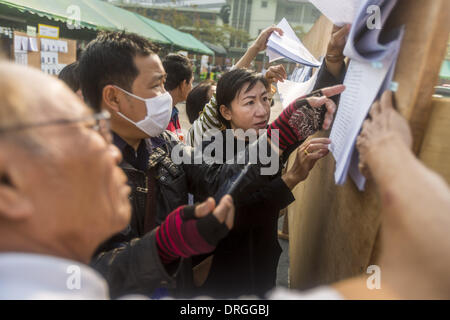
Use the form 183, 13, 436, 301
0, 62, 234, 299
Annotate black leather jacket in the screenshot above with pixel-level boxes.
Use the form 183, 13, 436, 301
92, 130, 281, 298
92, 62, 346, 298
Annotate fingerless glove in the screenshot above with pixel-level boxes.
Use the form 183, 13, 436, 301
267, 93, 326, 151
156, 204, 229, 264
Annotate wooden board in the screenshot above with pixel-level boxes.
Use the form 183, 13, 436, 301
301, 15, 333, 59
419, 97, 450, 184
287, 0, 450, 290
12, 31, 76, 72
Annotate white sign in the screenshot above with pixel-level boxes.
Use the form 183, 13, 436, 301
38, 24, 59, 39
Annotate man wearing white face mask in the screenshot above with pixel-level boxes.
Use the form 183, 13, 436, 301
79, 31, 343, 299
113, 85, 173, 137
79, 32, 238, 299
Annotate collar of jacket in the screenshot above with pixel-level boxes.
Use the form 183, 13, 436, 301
112, 131, 167, 153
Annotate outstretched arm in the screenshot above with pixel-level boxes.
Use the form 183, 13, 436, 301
357, 91, 450, 222
92, 195, 234, 298
234, 26, 283, 70
186, 27, 284, 147
337, 90, 450, 300
323, 24, 350, 79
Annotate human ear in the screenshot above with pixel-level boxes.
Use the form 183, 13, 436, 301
102, 85, 121, 113
182, 79, 191, 95
0, 163, 33, 221
219, 104, 232, 121
178, 80, 185, 94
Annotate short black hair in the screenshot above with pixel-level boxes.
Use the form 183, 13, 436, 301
216, 68, 268, 128
58, 62, 80, 92
186, 80, 215, 124
162, 54, 193, 91
78, 31, 159, 111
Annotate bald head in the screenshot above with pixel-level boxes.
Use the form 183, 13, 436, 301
0, 62, 89, 149
0, 62, 130, 263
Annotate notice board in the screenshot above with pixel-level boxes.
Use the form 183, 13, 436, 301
12, 30, 76, 75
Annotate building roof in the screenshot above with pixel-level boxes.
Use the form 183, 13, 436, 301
203, 40, 227, 55
0, 0, 214, 54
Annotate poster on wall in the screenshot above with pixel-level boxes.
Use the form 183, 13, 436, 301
14, 35, 28, 52
41, 38, 68, 53
41, 63, 66, 76
201, 55, 209, 74
28, 37, 38, 52
38, 24, 59, 39
41, 52, 58, 65
14, 52, 28, 66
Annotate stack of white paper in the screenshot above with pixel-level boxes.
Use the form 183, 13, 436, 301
289, 65, 315, 83
309, 0, 362, 26
266, 18, 320, 68
328, 0, 404, 190
277, 69, 319, 109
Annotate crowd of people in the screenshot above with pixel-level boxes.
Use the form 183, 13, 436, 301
0, 23, 449, 300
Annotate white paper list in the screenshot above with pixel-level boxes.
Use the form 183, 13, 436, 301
330, 56, 396, 188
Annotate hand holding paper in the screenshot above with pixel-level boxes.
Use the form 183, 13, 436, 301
356, 90, 413, 178
265, 64, 287, 84
327, 0, 405, 190
252, 26, 284, 52
233, 27, 283, 70
266, 18, 320, 67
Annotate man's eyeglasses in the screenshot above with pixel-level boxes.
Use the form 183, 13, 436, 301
0, 111, 112, 143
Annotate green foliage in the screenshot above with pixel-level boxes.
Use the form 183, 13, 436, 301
130, 7, 251, 48
154, 8, 191, 29
189, 21, 251, 48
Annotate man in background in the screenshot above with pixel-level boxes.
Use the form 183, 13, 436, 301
162, 53, 194, 139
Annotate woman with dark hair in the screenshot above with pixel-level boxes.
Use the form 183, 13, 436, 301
195, 67, 336, 298
58, 61, 83, 100
192, 24, 350, 298
186, 24, 350, 148
186, 26, 285, 147
185, 80, 216, 124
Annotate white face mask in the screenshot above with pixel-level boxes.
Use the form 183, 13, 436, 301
114, 86, 173, 137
